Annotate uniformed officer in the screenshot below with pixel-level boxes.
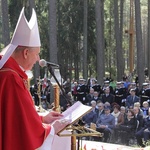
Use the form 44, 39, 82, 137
114, 81, 126, 106
76, 78, 88, 104
139, 83, 150, 106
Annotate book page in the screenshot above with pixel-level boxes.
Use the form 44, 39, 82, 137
61, 101, 92, 124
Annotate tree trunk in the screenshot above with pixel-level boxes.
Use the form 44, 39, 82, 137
120, 0, 125, 74
83, 0, 88, 80
114, 0, 124, 81
1, 0, 10, 46
134, 0, 144, 87
148, 0, 150, 79
29, 0, 35, 15
95, 0, 105, 85
49, 0, 58, 64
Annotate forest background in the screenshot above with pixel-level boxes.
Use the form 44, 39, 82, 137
0, 0, 149, 87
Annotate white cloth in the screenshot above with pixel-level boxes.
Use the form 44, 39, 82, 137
51, 130, 71, 150
37, 126, 55, 150
37, 129, 71, 150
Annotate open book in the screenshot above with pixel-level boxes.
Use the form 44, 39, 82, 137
62, 101, 92, 123
58, 101, 92, 134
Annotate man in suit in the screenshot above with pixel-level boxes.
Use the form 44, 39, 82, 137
85, 87, 94, 105
101, 87, 114, 105
133, 106, 144, 131
96, 106, 115, 142
96, 102, 105, 120
92, 91, 101, 103
126, 88, 140, 109
82, 100, 98, 127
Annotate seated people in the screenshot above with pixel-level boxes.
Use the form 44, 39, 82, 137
126, 88, 140, 109
101, 87, 114, 106
96, 106, 115, 142
141, 101, 149, 118
133, 106, 144, 132
136, 108, 150, 147
115, 109, 137, 145
92, 91, 101, 103
96, 102, 105, 119
120, 106, 127, 119
111, 105, 124, 126
111, 105, 124, 143
85, 88, 94, 105
82, 100, 97, 127
134, 102, 144, 116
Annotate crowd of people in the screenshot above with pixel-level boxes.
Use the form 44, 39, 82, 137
30, 76, 150, 147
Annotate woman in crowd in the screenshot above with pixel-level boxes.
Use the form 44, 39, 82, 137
115, 109, 137, 145
111, 105, 124, 143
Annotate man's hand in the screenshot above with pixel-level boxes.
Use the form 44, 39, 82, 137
52, 119, 71, 134
43, 111, 63, 124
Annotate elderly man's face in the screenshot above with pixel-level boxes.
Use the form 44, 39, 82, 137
133, 107, 139, 115
24, 47, 40, 70
97, 104, 103, 110
91, 102, 96, 107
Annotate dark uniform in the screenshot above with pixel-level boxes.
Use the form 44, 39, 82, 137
139, 83, 150, 106
102, 81, 114, 95
127, 82, 139, 96
114, 82, 127, 106
88, 79, 103, 96
76, 79, 88, 104
120, 82, 127, 106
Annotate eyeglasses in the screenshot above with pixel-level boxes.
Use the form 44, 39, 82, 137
98, 106, 102, 107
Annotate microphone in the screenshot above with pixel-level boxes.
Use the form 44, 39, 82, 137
39, 59, 59, 68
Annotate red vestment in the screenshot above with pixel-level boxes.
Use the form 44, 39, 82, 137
0, 57, 51, 150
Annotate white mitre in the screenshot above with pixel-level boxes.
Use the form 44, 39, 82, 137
0, 7, 41, 69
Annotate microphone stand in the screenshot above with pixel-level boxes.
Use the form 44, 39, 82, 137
47, 64, 70, 111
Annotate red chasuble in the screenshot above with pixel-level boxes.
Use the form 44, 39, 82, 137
0, 57, 51, 150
